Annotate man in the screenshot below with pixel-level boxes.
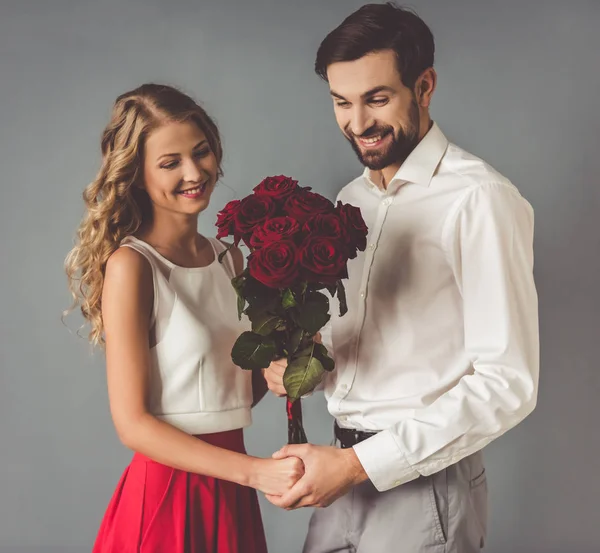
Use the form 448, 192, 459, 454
263, 3, 539, 552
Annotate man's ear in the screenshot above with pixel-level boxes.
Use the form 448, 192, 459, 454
416, 67, 437, 108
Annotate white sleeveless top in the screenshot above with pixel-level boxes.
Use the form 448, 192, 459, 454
120, 236, 253, 435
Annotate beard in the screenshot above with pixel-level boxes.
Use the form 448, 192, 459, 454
346, 98, 420, 171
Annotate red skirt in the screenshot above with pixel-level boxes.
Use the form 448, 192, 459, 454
92, 429, 268, 553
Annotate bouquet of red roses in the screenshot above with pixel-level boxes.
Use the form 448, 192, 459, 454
215, 175, 368, 444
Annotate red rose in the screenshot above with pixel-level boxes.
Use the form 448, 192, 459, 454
234, 195, 277, 245
298, 236, 348, 284
215, 200, 241, 242
302, 213, 345, 240
336, 201, 368, 258
248, 240, 299, 288
253, 175, 299, 200
250, 216, 301, 249
284, 190, 334, 224
303, 211, 368, 263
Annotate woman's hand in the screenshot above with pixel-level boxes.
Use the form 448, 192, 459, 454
249, 456, 305, 496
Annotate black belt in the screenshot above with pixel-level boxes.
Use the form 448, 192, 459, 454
334, 422, 378, 448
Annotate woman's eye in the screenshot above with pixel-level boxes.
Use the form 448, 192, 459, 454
161, 160, 179, 170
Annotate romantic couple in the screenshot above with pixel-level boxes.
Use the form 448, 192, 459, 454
65, 3, 539, 552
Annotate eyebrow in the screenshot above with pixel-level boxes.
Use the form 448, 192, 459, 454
157, 139, 208, 161
330, 86, 396, 101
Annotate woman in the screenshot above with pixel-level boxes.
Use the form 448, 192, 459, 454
65, 83, 302, 552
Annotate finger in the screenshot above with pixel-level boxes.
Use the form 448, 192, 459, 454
276, 478, 311, 509
265, 493, 286, 508
266, 381, 286, 396
264, 373, 286, 395
269, 388, 287, 397
287, 496, 313, 510
272, 445, 303, 460
271, 360, 287, 373
267, 493, 309, 511
265, 493, 301, 511
271, 447, 286, 459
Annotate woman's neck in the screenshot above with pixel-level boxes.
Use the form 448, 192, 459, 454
138, 211, 201, 255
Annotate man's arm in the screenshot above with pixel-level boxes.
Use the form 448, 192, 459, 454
352, 180, 539, 491
268, 180, 539, 508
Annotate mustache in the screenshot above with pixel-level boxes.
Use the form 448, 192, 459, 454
345, 124, 393, 139
344, 125, 394, 139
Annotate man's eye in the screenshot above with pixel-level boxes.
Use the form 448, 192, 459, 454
369, 98, 389, 106
335, 101, 351, 108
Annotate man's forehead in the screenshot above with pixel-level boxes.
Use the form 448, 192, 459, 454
327, 51, 402, 96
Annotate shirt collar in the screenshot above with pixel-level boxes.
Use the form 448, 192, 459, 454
363, 122, 449, 191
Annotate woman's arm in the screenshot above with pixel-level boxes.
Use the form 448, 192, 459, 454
102, 247, 302, 494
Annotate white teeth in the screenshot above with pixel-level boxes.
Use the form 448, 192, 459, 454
179, 185, 202, 194
361, 135, 382, 144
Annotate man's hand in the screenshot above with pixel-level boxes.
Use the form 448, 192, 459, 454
262, 333, 322, 398
265, 444, 368, 510
262, 359, 287, 397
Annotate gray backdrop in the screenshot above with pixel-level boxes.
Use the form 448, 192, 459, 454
1, 0, 598, 552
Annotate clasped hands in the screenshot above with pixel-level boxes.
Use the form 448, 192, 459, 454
261, 359, 368, 510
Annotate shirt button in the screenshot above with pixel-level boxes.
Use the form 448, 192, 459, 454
369, 243, 376, 251
360, 291, 365, 298
383, 197, 392, 206
340, 384, 348, 391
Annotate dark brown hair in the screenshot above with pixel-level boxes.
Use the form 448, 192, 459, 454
315, 3, 435, 89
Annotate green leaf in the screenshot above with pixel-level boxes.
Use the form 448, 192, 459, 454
281, 288, 296, 309
286, 328, 305, 356
231, 331, 277, 371
231, 272, 246, 293
231, 273, 246, 320
296, 292, 330, 335
237, 296, 245, 320
284, 354, 326, 400
325, 284, 337, 297
245, 276, 273, 300
296, 342, 315, 358
251, 312, 284, 336
245, 307, 284, 333
218, 246, 232, 264
245, 281, 280, 313
313, 343, 335, 372
336, 280, 348, 317
245, 303, 267, 320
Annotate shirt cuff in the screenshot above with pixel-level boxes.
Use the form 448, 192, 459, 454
352, 429, 421, 492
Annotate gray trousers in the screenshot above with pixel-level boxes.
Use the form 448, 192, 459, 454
303, 449, 488, 553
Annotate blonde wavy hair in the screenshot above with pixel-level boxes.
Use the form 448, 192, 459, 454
65, 83, 223, 346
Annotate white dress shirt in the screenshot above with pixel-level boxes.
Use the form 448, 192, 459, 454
320, 123, 539, 492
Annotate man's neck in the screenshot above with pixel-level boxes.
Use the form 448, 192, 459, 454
370, 118, 434, 191
369, 164, 400, 191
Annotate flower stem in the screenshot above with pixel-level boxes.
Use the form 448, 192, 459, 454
286, 397, 307, 444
